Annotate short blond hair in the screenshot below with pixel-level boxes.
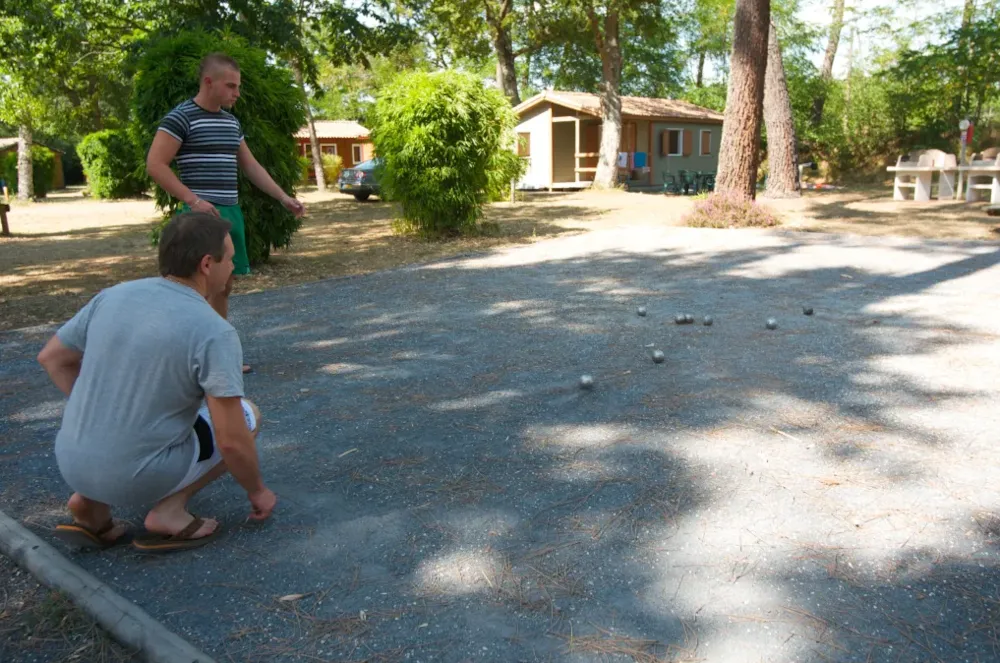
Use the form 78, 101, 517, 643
199, 53, 240, 79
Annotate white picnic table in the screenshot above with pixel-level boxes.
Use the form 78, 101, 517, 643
887, 149, 999, 203
959, 162, 1000, 203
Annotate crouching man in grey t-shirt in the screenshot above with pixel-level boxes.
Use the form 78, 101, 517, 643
37, 211, 277, 553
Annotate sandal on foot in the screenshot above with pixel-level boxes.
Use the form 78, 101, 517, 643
132, 516, 220, 553
53, 520, 130, 550
242, 364, 253, 374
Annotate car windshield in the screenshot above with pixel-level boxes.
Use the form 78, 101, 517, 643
356, 158, 381, 171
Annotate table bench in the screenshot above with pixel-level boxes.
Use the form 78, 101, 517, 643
887, 150, 957, 201
960, 158, 1000, 204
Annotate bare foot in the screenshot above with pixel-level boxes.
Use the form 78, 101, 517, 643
67, 493, 128, 542
143, 510, 218, 539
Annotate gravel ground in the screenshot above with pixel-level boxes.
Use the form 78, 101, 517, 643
3, 225, 1000, 663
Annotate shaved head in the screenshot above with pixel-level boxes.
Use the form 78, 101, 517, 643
197, 53, 242, 109
198, 53, 240, 80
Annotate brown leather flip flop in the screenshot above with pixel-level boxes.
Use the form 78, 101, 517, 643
132, 516, 220, 553
53, 520, 130, 550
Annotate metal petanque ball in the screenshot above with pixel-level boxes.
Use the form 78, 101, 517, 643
579, 374, 594, 390
637, 306, 647, 317
803, 306, 814, 316
675, 314, 686, 325
766, 318, 778, 330
703, 315, 713, 326
652, 350, 665, 364
684, 314, 694, 324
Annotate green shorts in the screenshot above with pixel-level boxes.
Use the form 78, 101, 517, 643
178, 203, 250, 275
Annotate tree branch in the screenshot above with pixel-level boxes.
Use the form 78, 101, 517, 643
585, 5, 604, 52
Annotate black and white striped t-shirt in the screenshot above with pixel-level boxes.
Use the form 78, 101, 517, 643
157, 99, 244, 207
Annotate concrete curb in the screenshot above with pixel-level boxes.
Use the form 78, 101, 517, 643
0, 509, 216, 663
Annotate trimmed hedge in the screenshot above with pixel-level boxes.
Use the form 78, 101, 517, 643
131, 31, 306, 264
2, 146, 55, 198
369, 70, 525, 237
77, 130, 146, 199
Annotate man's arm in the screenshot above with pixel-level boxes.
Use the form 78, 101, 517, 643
146, 132, 220, 217
205, 395, 267, 492
37, 336, 83, 396
237, 142, 305, 217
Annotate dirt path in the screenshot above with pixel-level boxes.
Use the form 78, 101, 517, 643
4, 225, 1000, 662
1, 187, 996, 332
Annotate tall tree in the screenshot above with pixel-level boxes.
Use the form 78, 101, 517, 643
715, 0, 770, 200
762, 22, 799, 197
810, 0, 844, 126
313, 44, 430, 122
687, 0, 736, 88
532, 9, 684, 98
406, 0, 571, 105
955, 0, 976, 121
486, 0, 521, 104
588, 3, 625, 188
566, 0, 666, 188
168, 0, 414, 192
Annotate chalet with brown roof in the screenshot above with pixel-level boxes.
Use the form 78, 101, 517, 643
513, 90, 724, 190
0, 138, 65, 191
295, 121, 375, 177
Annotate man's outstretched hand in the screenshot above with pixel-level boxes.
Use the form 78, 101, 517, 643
281, 195, 306, 218
248, 487, 277, 521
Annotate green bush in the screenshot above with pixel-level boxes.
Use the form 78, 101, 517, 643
77, 130, 146, 199
682, 191, 780, 228
130, 31, 306, 264
370, 70, 525, 237
321, 153, 343, 184
2, 146, 55, 198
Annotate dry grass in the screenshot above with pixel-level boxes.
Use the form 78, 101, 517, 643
766, 186, 1000, 239
2, 185, 997, 332
0, 555, 139, 663
221, 593, 423, 663
555, 622, 702, 663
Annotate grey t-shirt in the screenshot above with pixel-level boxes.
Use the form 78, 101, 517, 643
53, 277, 244, 506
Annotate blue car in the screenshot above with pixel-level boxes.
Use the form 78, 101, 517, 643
338, 158, 382, 201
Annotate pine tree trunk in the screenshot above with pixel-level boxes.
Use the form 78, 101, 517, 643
293, 61, 326, 193
715, 0, 770, 201
696, 50, 706, 87
810, 0, 844, 127
521, 0, 533, 93
763, 23, 800, 198
593, 10, 623, 189
17, 123, 33, 201
843, 28, 854, 135
957, 0, 976, 118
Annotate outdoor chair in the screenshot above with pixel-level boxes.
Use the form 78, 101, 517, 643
661, 172, 682, 195
677, 170, 697, 195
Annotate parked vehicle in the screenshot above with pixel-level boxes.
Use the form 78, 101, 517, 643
338, 158, 382, 201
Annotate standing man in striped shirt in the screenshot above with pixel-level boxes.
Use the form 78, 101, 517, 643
146, 53, 305, 372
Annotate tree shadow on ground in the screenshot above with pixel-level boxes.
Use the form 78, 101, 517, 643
2, 228, 1000, 661
0, 200, 586, 331
790, 193, 997, 231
